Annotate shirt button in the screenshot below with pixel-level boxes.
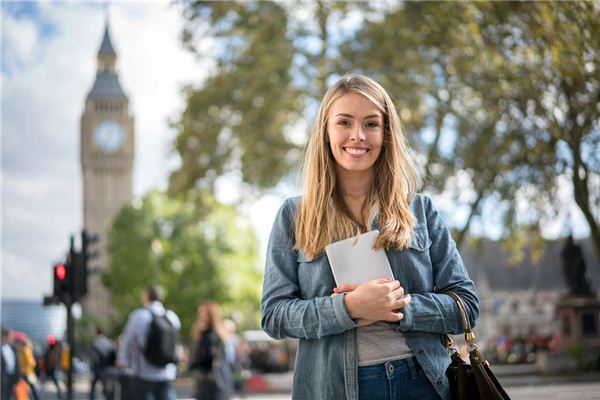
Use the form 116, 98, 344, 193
388, 364, 394, 373
436, 380, 442, 385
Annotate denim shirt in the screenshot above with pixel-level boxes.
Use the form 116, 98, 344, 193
261, 194, 479, 400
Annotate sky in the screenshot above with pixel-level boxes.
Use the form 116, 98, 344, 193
0, 1, 294, 301
1, 1, 592, 302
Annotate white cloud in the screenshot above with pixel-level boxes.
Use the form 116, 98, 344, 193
0, 2, 208, 300
2, 12, 39, 73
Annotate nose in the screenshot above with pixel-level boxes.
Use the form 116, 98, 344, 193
349, 125, 366, 141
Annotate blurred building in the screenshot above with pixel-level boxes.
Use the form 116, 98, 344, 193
80, 21, 134, 321
461, 237, 600, 344
1, 299, 66, 352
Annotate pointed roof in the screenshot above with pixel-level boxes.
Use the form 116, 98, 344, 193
87, 71, 127, 101
87, 22, 127, 101
98, 23, 115, 55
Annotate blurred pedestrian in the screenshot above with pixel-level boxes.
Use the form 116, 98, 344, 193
1, 327, 20, 400
261, 73, 478, 399
14, 336, 39, 400
41, 335, 63, 400
90, 328, 116, 400
117, 285, 181, 400
189, 302, 234, 400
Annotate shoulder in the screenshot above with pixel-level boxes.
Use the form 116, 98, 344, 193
409, 193, 434, 221
273, 196, 301, 229
165, 309, 181, 329
280, 196, 301, 217
127, 308, 152, 327
131, 307, 151, 319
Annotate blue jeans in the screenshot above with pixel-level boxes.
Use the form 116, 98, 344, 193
358, 357, 440, 400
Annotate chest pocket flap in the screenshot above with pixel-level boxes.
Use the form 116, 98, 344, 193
410, 224, 431, 252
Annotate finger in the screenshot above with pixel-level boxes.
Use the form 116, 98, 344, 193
334, 283, 359, 293
389, 286, 405, 299
371, 277, 395, 285
392, 293, 411, 309
382, 280, 401, 291
384, 311, 404, 323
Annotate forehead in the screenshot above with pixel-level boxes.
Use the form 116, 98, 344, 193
329, 92, 382, 117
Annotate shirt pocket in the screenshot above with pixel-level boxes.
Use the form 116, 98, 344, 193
390, 223, 433, 293
296, 251, 336, 298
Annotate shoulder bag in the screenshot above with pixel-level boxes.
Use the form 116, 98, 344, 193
444, 291, 511, 400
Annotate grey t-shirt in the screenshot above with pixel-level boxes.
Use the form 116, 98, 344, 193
357, 321, 414, 366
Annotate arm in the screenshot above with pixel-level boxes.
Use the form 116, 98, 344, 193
395, 195, 479, 335
261, 199, 357, 340
116, 310, 142, 366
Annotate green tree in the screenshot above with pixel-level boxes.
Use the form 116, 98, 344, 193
171, 1, 301, 195
172, 1, 370, 196
175, 1, 599, 264
103, 190, 262, 341
346, 2, 600, 262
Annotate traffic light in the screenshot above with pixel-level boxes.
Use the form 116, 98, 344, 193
72, 230, 99, 300
53, 262, 72, 300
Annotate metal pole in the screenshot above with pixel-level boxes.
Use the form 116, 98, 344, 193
66, 235, 75, 400
66, 297, 74, 400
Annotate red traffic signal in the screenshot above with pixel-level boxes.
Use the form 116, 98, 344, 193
55, 263, 67, 280
53, 261, 72, 301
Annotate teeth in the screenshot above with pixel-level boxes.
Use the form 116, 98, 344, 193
345, 148, 368, 155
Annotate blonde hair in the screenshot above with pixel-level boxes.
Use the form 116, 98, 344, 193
295, 73, 421, 259
191, 301, 229, 344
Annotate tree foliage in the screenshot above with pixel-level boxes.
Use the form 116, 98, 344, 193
174, 1, 600, 263
171, 1, 302, 195
346, 1, 600, 260
103, 191, 262, 341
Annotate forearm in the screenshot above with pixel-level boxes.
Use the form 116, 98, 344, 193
394, 290, 478, 334
261, 293, 356, 340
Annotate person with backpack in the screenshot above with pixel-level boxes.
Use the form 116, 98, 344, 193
189, 302, 235, 400
41, 336, 63, 400
117, 285, 181, 400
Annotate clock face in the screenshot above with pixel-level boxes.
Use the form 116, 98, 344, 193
94, 119, 124, 153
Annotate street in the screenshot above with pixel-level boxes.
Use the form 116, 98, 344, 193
37, 369, 600, 400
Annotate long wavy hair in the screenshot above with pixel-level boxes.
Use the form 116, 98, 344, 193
295, 74, 421, 259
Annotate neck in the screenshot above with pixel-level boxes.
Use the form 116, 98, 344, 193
336, 167, 373, 199
336, 168, 374, 221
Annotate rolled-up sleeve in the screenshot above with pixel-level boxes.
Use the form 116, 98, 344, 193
261, 199, 357, 340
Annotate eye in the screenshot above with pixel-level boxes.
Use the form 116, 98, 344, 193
366, 121, 380, 128
337, 120, 351, 127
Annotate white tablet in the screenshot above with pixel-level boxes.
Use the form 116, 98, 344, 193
325, 230, 394, 286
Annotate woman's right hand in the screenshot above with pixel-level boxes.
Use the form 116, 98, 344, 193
336, 278, 411, 322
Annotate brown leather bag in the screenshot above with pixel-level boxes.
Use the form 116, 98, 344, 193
444, 291, 511, 400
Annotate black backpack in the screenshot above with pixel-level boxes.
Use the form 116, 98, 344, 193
144, 310, 178, 367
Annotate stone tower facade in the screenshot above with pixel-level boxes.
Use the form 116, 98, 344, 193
80, 23, 134, 321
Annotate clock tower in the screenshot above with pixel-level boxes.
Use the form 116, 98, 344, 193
81, 22, 133, 320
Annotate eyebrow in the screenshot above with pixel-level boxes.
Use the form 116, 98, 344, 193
334, 113, 382, 119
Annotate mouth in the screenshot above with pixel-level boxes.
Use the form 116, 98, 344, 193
343, 147, 369, 155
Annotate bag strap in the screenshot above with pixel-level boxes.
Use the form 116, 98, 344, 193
443, 291, 477, 353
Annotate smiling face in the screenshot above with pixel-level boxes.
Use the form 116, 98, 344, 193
327, 92, 384, 178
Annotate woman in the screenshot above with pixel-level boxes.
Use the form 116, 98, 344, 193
261, 74, 478, 400
15, 338, 39, 400
189, 302, 235, 400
